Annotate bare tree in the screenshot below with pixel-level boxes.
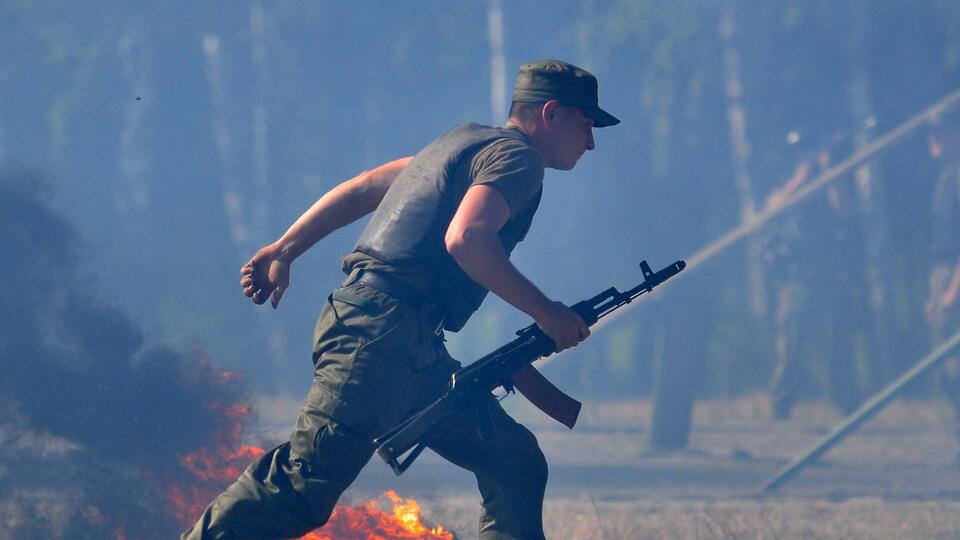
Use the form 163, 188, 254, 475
487, 0, 506, 125
203, 33, 248, 252
719, 1, 765, 317
250, 0, 270, 247
117, 25, 152, 212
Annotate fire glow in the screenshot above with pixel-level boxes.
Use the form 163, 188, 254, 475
169, 379, 453, 539
300, 491, 454, 540
166, 398, 265, 526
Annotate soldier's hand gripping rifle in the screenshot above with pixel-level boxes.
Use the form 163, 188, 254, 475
373, 259, 686, 475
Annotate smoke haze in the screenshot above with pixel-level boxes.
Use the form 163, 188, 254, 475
0, 170, 249, 538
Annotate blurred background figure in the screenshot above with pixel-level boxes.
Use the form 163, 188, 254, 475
765, 145, 869, 420
926, 117, 960, 420
764, 160, 815, 420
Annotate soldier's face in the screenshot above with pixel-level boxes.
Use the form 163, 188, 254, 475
546, 106, 595, 170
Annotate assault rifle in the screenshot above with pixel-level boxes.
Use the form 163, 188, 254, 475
373, 259, 686, 475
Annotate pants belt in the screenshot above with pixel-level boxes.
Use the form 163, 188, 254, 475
355, 270, 446, 334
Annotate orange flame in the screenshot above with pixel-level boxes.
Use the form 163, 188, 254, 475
298, 491, 453, 540
178, 442, 264, 482
166, 396, 269, 526
169, 442, 268, 526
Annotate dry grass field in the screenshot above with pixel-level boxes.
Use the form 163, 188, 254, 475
414, 496, 960, 539
253, 394, 960, 539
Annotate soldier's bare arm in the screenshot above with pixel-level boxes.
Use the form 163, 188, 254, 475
445, 184, 589, 352
241, 156, 413, 307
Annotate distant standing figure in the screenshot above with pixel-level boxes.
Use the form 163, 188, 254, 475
766, 148, 865, 420
926, 119, 960, 418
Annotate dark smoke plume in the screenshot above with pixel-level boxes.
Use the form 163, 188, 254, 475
0, 169, 248, 539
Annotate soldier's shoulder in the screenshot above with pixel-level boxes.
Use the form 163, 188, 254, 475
478, 132, 540, 166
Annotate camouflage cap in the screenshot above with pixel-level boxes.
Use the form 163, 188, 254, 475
512, 59, 620, 128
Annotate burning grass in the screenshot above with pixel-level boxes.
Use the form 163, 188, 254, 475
174, 449, 454, 540
173, 429, 454, 539
167, 387, 453, 539
299, 491, 453, 540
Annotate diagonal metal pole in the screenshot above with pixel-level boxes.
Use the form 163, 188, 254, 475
760, 327, 960, 493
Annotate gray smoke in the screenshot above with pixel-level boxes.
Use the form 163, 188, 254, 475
0, 169, 249, 539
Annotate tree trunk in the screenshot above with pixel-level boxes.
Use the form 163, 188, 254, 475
202, 33, 248, 255
719, 2, 765, 318
487, 0, 506, 125
250, 0, 269, 247
649, 324, 696, 450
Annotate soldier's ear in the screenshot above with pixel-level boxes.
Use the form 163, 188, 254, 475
542, 100, 561, 125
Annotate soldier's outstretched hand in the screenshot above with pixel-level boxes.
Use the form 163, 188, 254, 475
240, 244, 290, 309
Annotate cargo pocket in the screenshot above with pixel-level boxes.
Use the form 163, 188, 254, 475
287, 411, 375, 524
311, 285, 424, 434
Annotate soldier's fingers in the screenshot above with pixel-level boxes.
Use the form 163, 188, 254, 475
241, 275, 254, 288
544, 329, 564, 353
558, 323, 586, 347
252, 288, 269, 304
579, 323, 591, 342
562, 321, 580, 345
271, 286, 285, 309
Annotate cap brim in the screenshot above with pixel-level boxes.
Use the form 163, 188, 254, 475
584, 106, 620, 128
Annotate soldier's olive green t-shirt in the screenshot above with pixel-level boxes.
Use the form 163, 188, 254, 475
341, 125, 544, 325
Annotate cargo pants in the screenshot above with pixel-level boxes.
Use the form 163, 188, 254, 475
182, 277, 549, 540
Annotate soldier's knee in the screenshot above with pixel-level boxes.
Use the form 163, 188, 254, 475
509, 428, 548, 491
312, 506, 334, 529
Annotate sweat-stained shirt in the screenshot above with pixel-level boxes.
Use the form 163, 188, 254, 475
342, 122, 544, 331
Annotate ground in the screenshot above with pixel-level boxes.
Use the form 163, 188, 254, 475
251, 394, 960, 539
